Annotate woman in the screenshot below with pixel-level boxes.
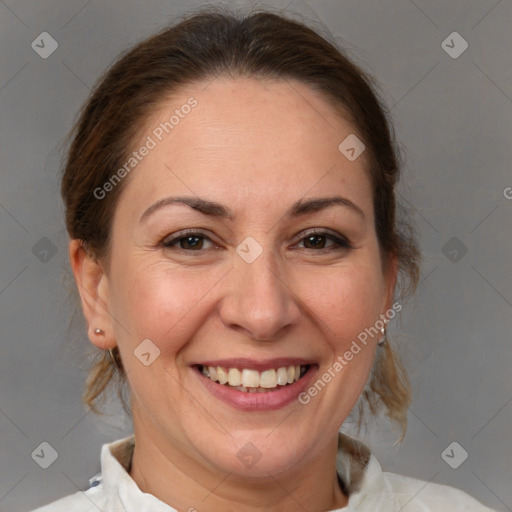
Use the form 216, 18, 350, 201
30, 7, 497, 512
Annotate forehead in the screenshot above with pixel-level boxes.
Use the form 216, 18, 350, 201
118, 76, 373, 220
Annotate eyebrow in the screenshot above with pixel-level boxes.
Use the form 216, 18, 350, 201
139, 195, 365, 223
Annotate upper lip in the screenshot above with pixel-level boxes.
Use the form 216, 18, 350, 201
192, 358, 316, 372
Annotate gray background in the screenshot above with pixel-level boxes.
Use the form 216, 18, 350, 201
1, 0, 511, 511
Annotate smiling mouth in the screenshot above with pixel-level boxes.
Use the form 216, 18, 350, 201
196, 364, 311, 393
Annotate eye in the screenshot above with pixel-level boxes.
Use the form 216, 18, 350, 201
160, 229, 350, 252
162, 230, 217, 251
296, 230, 351, 251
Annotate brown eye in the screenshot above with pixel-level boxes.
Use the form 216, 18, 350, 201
162, 231, 216, 250
303, 234, 328, 249
178, 235, 204, 250
297, 231, 351, 250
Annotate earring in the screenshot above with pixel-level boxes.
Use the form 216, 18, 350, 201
378, 327, 386, 347
94, 328, 121, 369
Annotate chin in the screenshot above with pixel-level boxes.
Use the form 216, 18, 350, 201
194, 427, 310, 478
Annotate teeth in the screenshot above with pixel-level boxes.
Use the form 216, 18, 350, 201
260, 369, 277, 388
228, 368, 242, 386
217, 367, 228, 385
287, 365, 295, 384
208, 366, 218, 381
242, 369, 260, 388
201, 364, 307, 391
232, 386, 274, 393
276, 367, 288, 385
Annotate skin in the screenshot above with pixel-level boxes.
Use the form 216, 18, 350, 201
70, 77, 397, 512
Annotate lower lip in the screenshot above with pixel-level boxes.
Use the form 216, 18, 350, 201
195, 366, 318, 411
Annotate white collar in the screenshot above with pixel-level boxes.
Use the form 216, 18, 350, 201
89, 432, 397, 511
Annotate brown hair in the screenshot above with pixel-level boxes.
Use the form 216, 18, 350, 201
62, 7, 420, 441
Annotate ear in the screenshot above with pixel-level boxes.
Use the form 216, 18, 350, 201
383, 252, 399, 313
68, 239, 116, 350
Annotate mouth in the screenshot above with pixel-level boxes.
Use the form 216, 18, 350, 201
192, 359, 317, 411
190, 357, 319, 412
196, 363, 311, 393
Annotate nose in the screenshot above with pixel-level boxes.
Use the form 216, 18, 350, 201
218, 246, 302, 341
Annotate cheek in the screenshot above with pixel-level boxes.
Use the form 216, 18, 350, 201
110, 259, 226, 353
291, 260, 385, 345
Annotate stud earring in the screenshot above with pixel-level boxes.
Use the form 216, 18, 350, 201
93, 328, 121, 369
378, 327, 386, 347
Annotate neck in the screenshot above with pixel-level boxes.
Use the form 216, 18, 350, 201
128, 412, 348, 511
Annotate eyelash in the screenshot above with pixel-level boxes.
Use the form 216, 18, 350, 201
161, 229, 352, 252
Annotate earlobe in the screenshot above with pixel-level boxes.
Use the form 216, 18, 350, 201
68, 239, 116, 350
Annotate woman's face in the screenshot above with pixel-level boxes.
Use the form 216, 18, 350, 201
92, 77, 396, 476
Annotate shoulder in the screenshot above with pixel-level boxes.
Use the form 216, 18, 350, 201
27, 484, 108, 512
28, 435, 134, 512
383, 471, 497, 511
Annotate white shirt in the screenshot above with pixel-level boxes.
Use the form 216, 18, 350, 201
29, 433, 497, 511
